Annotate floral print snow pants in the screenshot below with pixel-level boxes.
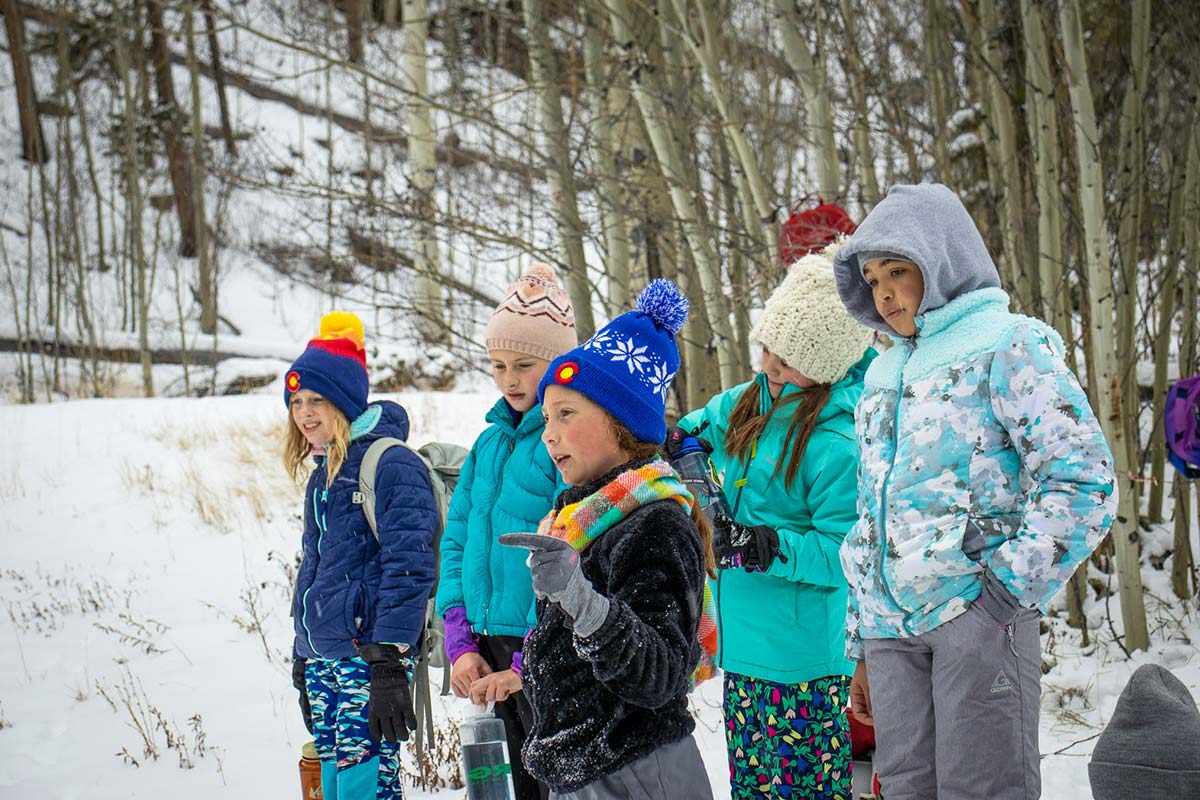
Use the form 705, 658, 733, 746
723, 672, 852, 799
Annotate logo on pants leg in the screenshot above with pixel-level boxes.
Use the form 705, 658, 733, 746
990, 671, 1014, 694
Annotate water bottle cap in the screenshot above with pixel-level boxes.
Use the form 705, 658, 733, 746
676, 436, 705, 455
466, 700, 496, 717
301, 741, 319, 759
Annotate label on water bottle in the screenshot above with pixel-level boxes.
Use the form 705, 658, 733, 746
462, 741, 514, 800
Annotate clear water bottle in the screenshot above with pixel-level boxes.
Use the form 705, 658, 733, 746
460, 702, 515, 800
670, 436, 732, 527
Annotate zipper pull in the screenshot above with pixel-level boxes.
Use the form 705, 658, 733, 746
1006, 622, 1017, 656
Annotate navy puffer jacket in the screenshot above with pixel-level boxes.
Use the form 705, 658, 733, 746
292, 400, 438, 660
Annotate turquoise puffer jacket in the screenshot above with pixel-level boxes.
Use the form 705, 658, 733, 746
679, 354, 870, 685
435, 398, 564, 637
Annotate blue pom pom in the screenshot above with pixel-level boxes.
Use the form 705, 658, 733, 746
635, 279, 689, 335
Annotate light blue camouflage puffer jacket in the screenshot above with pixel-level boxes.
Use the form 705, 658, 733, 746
832, 183, 1118, 661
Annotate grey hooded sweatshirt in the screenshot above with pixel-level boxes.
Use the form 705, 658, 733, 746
833, 183, 1002, 332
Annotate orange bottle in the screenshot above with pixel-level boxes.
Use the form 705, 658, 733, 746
299, 741, 323, 800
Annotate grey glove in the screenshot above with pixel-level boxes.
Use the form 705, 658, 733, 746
499, 533, 611, 638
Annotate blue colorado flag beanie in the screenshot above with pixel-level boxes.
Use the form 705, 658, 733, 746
284, 311, 370, 420
539, 279, 688, 445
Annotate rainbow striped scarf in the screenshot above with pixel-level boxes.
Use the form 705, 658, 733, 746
537, 459, 720, 688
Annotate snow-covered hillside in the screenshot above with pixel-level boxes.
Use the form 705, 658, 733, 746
1, 391, 1197, 798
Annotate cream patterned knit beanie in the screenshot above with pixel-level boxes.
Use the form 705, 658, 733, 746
750, 241, 871, 384
485, 263, 577, 361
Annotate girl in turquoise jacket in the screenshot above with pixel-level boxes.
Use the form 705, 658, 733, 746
678, 244, 873, 800
434, 264, 575, 800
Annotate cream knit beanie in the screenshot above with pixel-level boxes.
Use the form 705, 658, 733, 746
750, 241, 872, 384
485, 263, 577, 361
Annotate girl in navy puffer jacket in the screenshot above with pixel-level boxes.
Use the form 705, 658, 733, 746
284, 312, 438, 800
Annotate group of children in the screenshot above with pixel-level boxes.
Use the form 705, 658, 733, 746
282, 183, 1117, 800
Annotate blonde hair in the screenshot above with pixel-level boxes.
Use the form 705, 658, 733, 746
283, 405, 351, 488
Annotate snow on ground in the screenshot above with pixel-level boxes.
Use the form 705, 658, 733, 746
2, 391, 1198, 799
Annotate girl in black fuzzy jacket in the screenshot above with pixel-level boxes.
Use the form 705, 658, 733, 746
501, 280, 717, 799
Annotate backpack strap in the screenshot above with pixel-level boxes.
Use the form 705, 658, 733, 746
356, 437, 410, 541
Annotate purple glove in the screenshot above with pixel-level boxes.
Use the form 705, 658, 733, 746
443, 606, 480, 665
510, 629, 532, 677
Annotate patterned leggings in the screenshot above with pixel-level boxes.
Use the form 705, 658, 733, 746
723, 672, 853, 799
307, 657, 404, 800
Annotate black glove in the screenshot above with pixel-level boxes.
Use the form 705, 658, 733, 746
713, 517, 788, 572
292, 657, 313, 734
664, 426, 712, 458
360, 643, 417, 743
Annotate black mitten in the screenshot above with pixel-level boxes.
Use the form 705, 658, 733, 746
713, 517, 788, 572
292, 657, 313, 734
664, 426, 712, 458
360, 644, 417, 743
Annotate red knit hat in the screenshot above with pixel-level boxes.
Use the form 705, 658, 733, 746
779, 202, 857, 265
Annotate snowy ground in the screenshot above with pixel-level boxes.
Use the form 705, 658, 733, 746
1, 390, 1198, 799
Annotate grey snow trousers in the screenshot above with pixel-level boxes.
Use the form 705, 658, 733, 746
863, 572, 1042, 800
548, 735, 713, 800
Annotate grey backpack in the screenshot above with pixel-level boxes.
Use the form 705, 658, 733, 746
354, 437, 469, 751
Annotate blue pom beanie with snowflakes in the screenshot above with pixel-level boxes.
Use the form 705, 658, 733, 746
538, 279, 688, 445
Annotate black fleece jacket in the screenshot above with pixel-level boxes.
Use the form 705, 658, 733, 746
520, 459, 706, 793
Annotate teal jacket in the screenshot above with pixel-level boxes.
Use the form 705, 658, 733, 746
435, 398, 565, 637
680, 354, 870, 684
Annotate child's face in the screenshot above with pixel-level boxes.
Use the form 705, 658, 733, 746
541, 385, 630, 486
862, 258, 925, 337
761, 347, 815, 399
490, 349, 549, 414
290, 389, 337, 448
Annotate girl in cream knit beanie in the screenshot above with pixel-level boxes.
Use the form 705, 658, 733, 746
750, 241, 872, 384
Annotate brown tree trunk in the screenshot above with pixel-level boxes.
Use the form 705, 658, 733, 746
345, 0, 365, 64
199, 0, 236, 157
2, 0, 48, 163
146, 0, 198, 257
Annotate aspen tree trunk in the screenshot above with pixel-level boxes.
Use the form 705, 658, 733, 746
603, 0, 739, 389
673, 0, 779, 264
974, 0, 1032, 313
1114, 0, 1150, 506
200, 0, 237, 157
523, 0, 595, 338
112, 15, 154, 396
147, 0, 199, 257
582, 10, 632, 316
53, 7, 98, 390
2, 0, 48, 163
840, 0, 880, 209
773, 0, 839, 202
1174, 125, 1200, 598
1059, 0, 1148, 652
401, 0, 447, 342
185, 0, 215, 335
1148, 123, 1191, 524
1021, 0, 1066, 331
924, 0, 953, 184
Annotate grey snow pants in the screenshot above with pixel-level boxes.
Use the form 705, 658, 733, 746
863, 572, 1042, 800
548, 735, 713, 800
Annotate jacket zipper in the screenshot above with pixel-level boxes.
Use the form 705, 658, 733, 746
877, 339, 915, 634
301, 481, 330, 658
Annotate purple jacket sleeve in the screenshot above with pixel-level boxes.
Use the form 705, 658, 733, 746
443, 605, 479, 665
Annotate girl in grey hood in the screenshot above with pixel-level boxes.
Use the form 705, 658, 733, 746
832, 183, 1116, 799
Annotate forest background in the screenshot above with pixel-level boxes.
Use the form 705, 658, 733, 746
1, 1, 1199, 795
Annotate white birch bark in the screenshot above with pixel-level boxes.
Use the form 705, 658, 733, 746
402, 0, 446, 342
772, 0, 839, 202
523, 0, 595, 338
1059, 0, 1148, 652
603, 0, 739, 389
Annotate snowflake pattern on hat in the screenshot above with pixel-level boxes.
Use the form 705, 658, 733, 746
582, 331, 676, 401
